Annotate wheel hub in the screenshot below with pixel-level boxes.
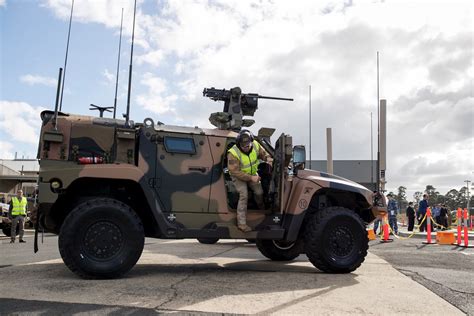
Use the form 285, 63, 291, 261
328, 226, 354, 257
84, 221, 123, 259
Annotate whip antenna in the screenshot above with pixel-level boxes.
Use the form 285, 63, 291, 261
113, 8, 124, 119
59, 0, 74, 112
125, 0, 137, 126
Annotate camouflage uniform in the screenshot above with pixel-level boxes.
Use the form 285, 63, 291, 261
227, 139, 269, 230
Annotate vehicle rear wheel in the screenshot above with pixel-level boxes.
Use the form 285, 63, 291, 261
2, 224, 19, 237
59, 198, 144, 279
197, 237, 219, 244
256, 238, 302, 261
304, 206, 368, 273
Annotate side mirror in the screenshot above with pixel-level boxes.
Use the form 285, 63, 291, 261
292, 145, 306, 172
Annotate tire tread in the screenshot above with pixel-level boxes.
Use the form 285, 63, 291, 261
304, 206, 368, 273
58, 198, 144, 279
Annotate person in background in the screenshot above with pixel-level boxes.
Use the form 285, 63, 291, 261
439, 204, 449, 230
417, 194, 429, 232
432, 203, 441, 231
406, 201, 415, 232
387, 194, 399, 234
8, 189, 28, 243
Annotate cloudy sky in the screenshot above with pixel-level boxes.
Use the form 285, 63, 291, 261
0, 0, 472, 198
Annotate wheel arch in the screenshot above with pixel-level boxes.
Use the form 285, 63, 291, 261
43, 177, 160, 237
284, 187, 374, 242
307, 188, 374, 221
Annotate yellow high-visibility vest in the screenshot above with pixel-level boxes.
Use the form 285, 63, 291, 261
11, 197, 27, 216
228, 140, 260, 176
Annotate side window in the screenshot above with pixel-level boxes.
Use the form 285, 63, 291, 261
163, 136, 196, 154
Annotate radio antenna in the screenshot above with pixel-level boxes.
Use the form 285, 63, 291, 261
125, 0, 137, 126
113, 8, 124, 119
59, 0, 74, 112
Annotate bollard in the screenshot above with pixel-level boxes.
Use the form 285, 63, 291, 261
463, 208, 468, 247
380, 215, 393, 243
455, 208, 462, 245
453, 208, 473, 248
423, 207, 436, 244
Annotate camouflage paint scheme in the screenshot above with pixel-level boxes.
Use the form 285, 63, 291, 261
37, 110, 386, 241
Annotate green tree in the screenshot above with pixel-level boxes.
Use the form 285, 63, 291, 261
413, 191, 423, 204
425, 185, 439, 206
457, 186, 468, 208
444, 189, 458, 210
396, 186, 408, 210
436, 194, 446, 204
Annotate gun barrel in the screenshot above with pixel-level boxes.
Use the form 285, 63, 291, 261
258, 95, 293, 101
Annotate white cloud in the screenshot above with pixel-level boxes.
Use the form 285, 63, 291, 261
102, 69, 115, 84
136, 50, 165, 67
0, 141, 14, 159
135, 73, 178, 115
0, 0, 6, 8
20, 74, 57, 87
42, 0, 150, 49
0, 101, 46, 145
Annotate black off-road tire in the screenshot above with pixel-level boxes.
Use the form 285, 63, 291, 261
304, 207, 368, 273
58, 198, 144, 279
197, 237, 219, 244
2, 224, 19, 237
256, 239, 302, 261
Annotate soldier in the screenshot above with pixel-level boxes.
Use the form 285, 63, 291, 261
8, 189, 28, 243
227, 130, 271, 232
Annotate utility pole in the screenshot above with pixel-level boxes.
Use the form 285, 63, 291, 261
370, 112, 373, 190
376, 51, 380, 192
309, 85, 312, 170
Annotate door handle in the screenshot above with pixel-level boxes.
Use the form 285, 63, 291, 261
188, 166, 207, 173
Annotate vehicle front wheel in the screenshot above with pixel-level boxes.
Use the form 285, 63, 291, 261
59, 198, 144, 279
304, 206, 368, 273
256, 239, 302, 261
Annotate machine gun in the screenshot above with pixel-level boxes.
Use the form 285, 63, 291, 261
204, 87, 293, 131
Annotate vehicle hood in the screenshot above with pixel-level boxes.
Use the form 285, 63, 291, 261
296, 169, 374, 203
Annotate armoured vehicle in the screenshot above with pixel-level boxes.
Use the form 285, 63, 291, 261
35, 86, 386, 279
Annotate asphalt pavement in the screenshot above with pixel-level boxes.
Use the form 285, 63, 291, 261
0, 230, 470, 315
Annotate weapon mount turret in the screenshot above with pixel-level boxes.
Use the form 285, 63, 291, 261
203, 87, 293, 131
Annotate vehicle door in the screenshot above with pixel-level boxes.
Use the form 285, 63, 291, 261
273, 133, 293, 212
154, 132, 213, 213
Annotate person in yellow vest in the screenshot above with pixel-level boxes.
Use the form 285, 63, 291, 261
8, 189, 28, 243
227, 130, 271, 232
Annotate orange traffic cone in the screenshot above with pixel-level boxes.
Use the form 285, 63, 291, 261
423, 207, 436, 245
457, 208, 474, 248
